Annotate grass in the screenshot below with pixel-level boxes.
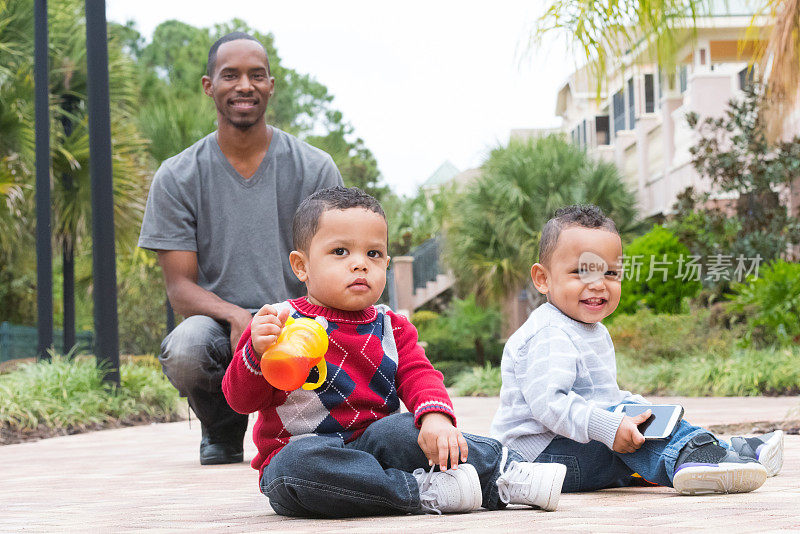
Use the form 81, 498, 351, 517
617, 346, 800, 396
0, 354, 182, 442
450, 346, 800, 398
448, 308, 799, 397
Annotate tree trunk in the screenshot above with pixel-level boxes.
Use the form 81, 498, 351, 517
474, 337, 485, 366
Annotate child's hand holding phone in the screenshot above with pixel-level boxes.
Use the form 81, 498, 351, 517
612, 410, 651, 453
250, 305, 291, 355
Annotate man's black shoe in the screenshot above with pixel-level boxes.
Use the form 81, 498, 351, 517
200, 423, 244, 465
200, 440, 244, 465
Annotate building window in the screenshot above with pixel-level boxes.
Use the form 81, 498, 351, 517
613, 90, 625, 134
595, 115, 610, 145
627, 78, 636, 129
679, 65, 688, 93
738, 67, 754, 90
644, 74, 655, 113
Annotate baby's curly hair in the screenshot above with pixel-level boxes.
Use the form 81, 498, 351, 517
538, 205, 618, 265
293, 186, 386, 251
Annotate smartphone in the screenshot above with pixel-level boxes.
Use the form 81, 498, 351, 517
613, 404, 684, 439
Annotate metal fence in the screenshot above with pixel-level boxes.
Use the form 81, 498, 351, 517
0, 322, 94, 364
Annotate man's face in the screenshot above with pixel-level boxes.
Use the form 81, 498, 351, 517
533, 226, 623, 323
291, 208, 390, 312
202, 39, 274, 130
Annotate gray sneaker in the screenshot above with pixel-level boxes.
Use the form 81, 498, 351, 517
673, 433, 767, 495
413, 464, 482, 514
730, 430, 784, 477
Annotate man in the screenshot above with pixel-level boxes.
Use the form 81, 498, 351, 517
138, 32, 343, 465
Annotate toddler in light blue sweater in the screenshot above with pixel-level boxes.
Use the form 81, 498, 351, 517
491, 205, 783, 494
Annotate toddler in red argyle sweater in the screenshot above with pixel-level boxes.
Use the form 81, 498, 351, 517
222, 186, 566, 517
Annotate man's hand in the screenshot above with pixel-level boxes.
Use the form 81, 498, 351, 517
249, 305, 291, 356
612, 410, 651, 453
229, 307, 256, 353
418, 412, 469, 471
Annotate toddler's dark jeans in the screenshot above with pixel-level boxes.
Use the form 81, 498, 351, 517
260, 412, 525, 518
534, 403, 710, 491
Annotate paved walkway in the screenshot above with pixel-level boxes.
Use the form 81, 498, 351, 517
2, 396, 798, 533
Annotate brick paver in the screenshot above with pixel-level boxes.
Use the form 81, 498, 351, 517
2, 396, 798, 532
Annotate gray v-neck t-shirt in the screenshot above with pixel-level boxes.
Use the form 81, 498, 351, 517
138, 128, 343, 312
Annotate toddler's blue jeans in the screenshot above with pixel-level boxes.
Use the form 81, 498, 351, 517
260, 412, 524, 517
534, 403, 710, 491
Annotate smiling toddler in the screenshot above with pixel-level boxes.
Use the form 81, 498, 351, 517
490, 204, 782, 495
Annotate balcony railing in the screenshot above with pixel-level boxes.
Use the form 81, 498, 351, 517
411, 237, 443, 291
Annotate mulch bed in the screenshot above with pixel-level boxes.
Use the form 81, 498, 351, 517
708, 420, 800, 435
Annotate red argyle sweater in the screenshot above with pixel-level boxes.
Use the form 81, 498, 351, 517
222, 297, 456, 477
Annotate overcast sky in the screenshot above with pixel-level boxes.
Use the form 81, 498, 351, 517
106, 0, 577, 196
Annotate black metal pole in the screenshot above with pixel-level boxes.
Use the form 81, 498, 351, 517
34, 0, 53, 361
60, 97, 77, 355
84, 0, 119, 384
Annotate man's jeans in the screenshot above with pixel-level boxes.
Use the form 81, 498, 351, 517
260, 412, 524, 518
534, 404, 709, 491
159, 315, 248, 440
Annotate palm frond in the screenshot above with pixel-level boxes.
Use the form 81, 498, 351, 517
531, 0, 707, 95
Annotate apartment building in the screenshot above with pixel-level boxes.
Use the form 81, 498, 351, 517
555, 3, 799, 218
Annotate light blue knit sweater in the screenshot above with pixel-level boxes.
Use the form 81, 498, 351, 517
490, 302, 648, 461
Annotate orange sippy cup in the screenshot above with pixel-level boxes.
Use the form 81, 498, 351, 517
260, 316, 329, 391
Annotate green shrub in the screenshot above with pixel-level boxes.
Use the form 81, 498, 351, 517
117, 251, 169, 355
0, 354, 181, 432
607, 308, 740, 363
728, 260, 800, 347
617, 346, 800, 396
410, 310, 441, 330
432, 360, 474, 387
618, 226, 701, 314
414, 296, 504, 365
416, 319, 467, 363
450, 363, 502, 396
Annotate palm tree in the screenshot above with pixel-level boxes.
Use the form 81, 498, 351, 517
533, 0, 800, 140
136, 92, 216, 164
445, 135, 638, 304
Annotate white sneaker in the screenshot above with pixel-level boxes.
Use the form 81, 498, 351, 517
673, 462, 768, 495
413, 464, 482, 514
495, 448, 567, 511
